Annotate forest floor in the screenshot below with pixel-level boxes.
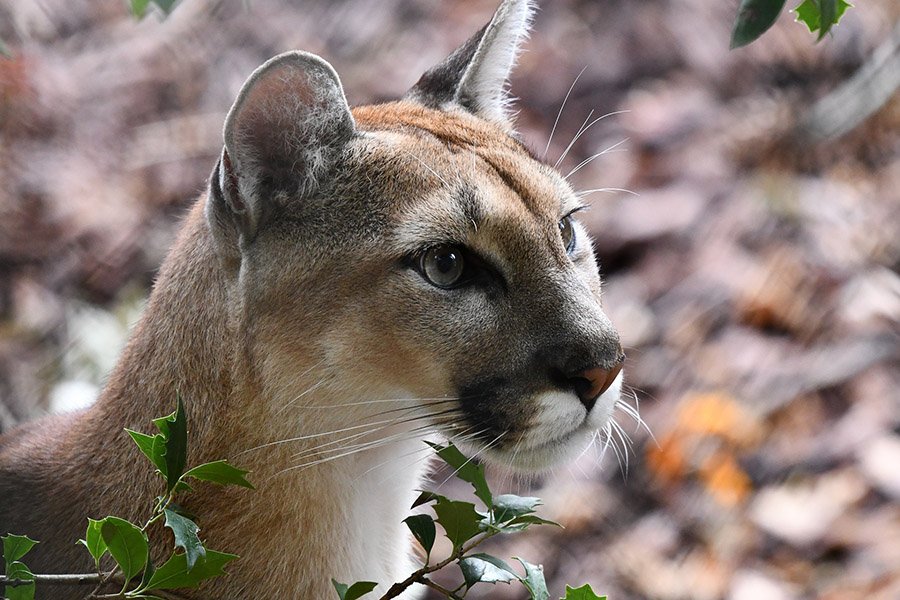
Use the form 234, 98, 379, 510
1, 1, 898, 599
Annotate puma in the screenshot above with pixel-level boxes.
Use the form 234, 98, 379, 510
0, 0, 624, 597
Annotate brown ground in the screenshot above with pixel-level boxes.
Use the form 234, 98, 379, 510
1, 1, 898, 599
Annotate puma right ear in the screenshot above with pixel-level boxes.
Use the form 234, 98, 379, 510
406, 0, 535, 130
211, 51, 355, 242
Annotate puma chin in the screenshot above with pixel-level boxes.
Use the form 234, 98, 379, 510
465, 377, 625, 472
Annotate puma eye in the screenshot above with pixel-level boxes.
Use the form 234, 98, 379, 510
559, 216, 576, 254
420, 245, 466, 288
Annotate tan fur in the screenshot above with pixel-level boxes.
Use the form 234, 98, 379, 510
0, 2, 622, 597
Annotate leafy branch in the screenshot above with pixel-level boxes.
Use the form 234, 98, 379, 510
1, 396, 253, 600
731, 0, 854, 49
333, 443, 607, 600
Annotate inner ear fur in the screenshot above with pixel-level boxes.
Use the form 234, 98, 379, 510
406, 0, 535, 130
212, 51, 355, 242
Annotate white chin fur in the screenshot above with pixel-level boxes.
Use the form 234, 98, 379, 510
480, 370, 624, 473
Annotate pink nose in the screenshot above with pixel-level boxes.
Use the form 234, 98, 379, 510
570, 358, 624, 411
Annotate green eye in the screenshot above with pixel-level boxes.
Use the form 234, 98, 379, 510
421, 245, 465, 288
559, 216, 576, 254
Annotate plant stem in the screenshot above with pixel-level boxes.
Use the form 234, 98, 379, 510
420, 577, 465, 600
0, 573, 106, 587
378, 530, 498, 599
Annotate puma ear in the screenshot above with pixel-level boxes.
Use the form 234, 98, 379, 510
213, 51, 355, 241
406, 0, 535, 129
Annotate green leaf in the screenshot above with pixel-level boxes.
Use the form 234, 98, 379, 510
0, 38, 10, 59
157, 396, 188, 494
459, 553, 518, 589
151, 0, 180, 15
4, 561, 35, 600
182, 460, 254, 489
403, 514, 436, 562
100, 517, 149, 582
492, 494, 541, 522
730, 0, 788, 49
78, 518, 108, 570
139, 549, 237, 591
138, 559, 157, 593
163, 509, 206, 571
130, 0, 151, 18
504, 514, 563, 531
2, 534, 38, 569
432, 497, 484, 552
794, 0, 852, 39
126, 429, 167, 475
562, 584, 607, 600
331, 579, 378, 600
426, 442, 492, 508
410, 490, 439, 509
515, 558, 549, 600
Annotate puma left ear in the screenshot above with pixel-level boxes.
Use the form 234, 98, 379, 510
406, 0, 535, 129
213, 51, 355, 242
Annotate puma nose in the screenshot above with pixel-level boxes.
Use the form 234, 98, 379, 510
568, 357, 624, 411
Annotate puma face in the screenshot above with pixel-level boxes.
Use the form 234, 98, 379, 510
209, 0, 623, 474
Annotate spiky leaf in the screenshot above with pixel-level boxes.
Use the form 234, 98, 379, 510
163, 509, 205, 570
562, 583, 607, 600
794, 0, 852, 39
492, 494, 541, 523
515, 558, 550, 600
182, 460, 253, 489
459, 553, 518, 589
427, 442, 492, 508
432, 497, 483, 552
126, 430, 167, 477
153, 397, 188, 493
139, 550, 237, 591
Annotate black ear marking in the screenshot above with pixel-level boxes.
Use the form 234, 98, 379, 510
406, 0, 535, 129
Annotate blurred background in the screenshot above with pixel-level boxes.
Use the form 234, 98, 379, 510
0, 0, 898, 598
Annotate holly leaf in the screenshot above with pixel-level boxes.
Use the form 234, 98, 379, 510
562, 584, 607, 600
182, 460, 254, 489
163, 509, 206, 571
432, 497, 484, 552
4, 561, 35, 600
730, 0, 788, 49
426, 442, 492, 508
151, 0, 180, 15
331, 579, 378, 600
515, 558, 550, 600
492, 494, 541, 523
126, 430, 167, 477
78, 518, 108, 570
459, 553, 518, 589
130, 0, 151, 17
504, 514, 563, 531
2, 534, 38, 569
794, 0, 852, 40
410, 490, 440, 509
403, 514, 436, 562
99, 517, 149, 582
139, 549, 237, 591
153, 397, 188, 493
